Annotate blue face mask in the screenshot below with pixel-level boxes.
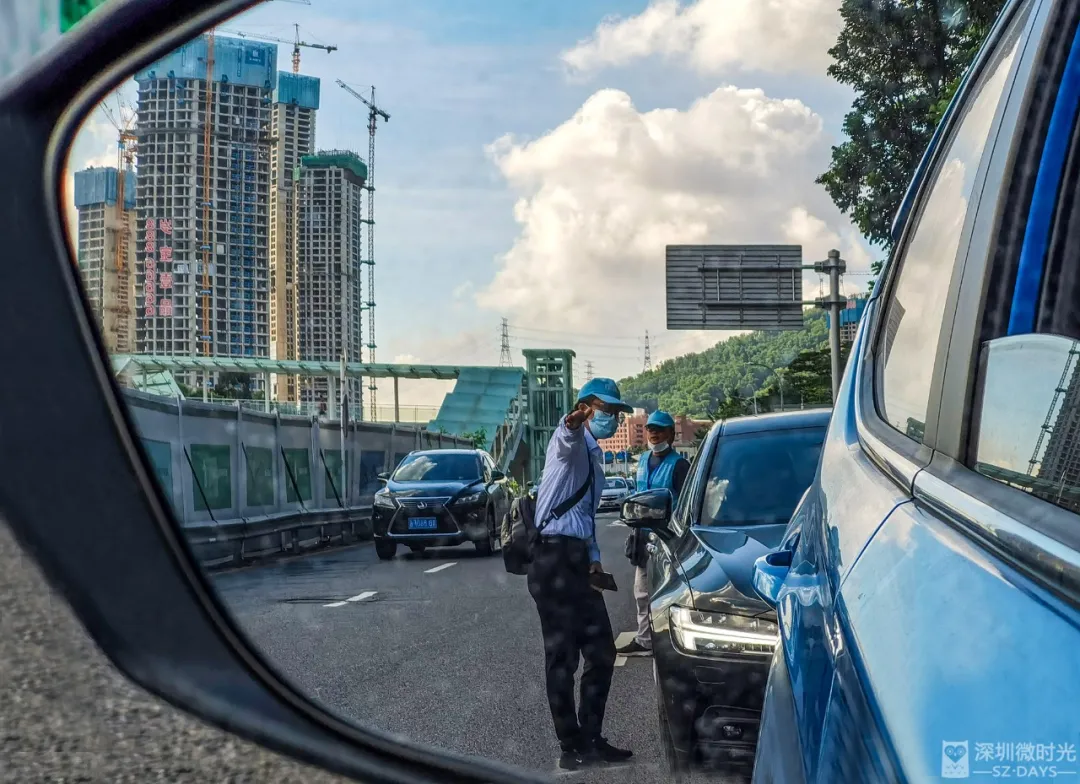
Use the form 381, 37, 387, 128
588, 411, 619, 439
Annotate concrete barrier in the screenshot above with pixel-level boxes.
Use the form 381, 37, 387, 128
121, 388, 470, 568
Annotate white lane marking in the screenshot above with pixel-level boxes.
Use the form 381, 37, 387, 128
323, 591, 377, 608
607, 520, 626, 527
424, 562, 457, 574
614, 632, 637, 648
614, 656, 627, 667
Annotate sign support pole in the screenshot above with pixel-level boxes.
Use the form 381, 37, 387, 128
810, 250, 847, 402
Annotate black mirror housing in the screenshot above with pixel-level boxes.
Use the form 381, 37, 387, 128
620, 489, 673, 530
491, 470, 506, 482
377, 471, 391, 482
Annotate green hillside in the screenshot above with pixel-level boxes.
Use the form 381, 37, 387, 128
619, 310, 833, 418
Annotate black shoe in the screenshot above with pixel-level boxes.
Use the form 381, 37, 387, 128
586, 737, 633, 764
558, 742, 588, 771
616, 639, 652, 657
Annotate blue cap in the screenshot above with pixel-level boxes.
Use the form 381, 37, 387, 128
646, 410, 675, 429
576, 377, 634, 414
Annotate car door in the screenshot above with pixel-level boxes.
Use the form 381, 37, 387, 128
829, 0, 1080, 777
754, 1, 1045, 781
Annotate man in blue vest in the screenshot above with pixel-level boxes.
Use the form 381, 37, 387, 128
617, 410, 690, 657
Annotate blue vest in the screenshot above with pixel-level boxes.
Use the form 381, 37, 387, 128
637, 449, 681, 493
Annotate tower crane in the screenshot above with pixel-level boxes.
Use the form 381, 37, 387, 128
336, 79, 389, 417
221, 24, 336, 73
100, 95, 137, 273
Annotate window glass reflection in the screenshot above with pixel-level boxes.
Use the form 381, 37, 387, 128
877, 14, 1026, 440
972, 334, 1080, 515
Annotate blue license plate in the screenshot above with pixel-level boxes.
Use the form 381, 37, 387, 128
408, 517, 438, 530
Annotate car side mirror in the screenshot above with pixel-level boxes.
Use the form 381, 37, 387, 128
753, 549, 793, 608
377, 472, 390, 482
490, 470, 506, 482
620, 489, 673, 534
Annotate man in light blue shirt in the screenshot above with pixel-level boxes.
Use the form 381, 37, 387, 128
528, 378, 634, 770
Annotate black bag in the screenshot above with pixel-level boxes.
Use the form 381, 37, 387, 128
624, 527, 649, 568
502, 467, 594, 575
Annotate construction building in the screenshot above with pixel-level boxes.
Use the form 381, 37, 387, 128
1036, 347, 1080, 513
269, 71, 319, 403
73, 166, 137, 354
523, 348, 576, 480
132, 34, 277, 392
296, 150, 368, 410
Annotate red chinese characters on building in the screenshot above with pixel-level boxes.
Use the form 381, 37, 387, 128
143, 217, 174, 319
144, 217, 157, 316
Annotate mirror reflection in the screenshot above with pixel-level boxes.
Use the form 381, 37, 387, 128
62, 0, 860, 780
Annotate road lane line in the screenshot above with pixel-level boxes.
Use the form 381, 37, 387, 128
347, 591, 377, 603
614, 632, 637, 648
614, 656, 627, 667
424, 562, 457, 574
323, 600, 348, 608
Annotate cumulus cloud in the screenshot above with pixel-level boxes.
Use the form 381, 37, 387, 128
561, 0, 842, 79
476, 86, 869, 356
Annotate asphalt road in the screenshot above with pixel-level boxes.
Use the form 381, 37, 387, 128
213, 512, 742, 783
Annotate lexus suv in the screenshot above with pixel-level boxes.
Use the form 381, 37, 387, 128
371, 449, 510, 560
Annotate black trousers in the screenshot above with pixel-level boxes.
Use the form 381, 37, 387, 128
527, 535, 616, 748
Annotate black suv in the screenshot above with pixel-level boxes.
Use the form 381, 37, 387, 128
621, 409, 830, 775
372, 449, 511, 560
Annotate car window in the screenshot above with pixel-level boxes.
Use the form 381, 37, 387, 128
877, 20, 1026, 441
971, 334, 1080, 516
391, 453, 480, 482
699, 427, 826, 527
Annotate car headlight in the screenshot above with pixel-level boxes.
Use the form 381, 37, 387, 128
454, 491, 485, 506
373, 493, 396, 509
669, 606, 778, 656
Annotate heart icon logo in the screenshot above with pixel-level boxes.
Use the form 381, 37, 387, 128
944, 744, 967, 762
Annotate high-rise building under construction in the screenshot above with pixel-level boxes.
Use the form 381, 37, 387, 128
297, 150, 368, 411
73, 166, 137, 354
132, 34, 277, 390
268, 71, 319, 403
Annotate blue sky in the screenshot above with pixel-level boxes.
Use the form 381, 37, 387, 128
69, 0, 863, 404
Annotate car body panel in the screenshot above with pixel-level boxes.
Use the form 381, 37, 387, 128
838, 499, 1080, 782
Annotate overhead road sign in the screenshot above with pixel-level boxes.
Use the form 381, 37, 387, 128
666, 245, 804, 331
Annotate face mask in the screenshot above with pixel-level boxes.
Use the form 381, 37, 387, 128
649, 441, 670, 454
588, 411, 619, 439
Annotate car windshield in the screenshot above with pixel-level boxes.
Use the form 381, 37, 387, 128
392, 453, 479, 482
604, 477, 625, 490
700, 427, 826, 527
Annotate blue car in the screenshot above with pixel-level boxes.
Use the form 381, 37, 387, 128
751, 0, 1080, 781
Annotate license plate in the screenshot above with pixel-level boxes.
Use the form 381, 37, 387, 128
408, 517, 437, 530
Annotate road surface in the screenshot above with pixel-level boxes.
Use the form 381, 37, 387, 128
214, 512, 744, 783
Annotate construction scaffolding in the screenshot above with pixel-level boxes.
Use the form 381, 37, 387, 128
133, 34, 277, 392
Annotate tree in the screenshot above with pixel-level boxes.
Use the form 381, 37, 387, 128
785, 343, 854, 405
818, 0, 1007, 287
212, 372, 254, 400
460, 427, 489, 449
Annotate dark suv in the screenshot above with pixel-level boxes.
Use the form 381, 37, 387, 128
621, 409, 829, 775
371, 449, 510, 560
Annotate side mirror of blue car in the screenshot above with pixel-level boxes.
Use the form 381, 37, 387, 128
753, 549, 794, 607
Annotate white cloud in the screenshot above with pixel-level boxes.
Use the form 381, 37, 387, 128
475, 85, 870, 377
561, 0, 841, 79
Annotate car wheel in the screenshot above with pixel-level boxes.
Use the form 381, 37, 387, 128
656, 660, 692, 778
474, 510, 497, 557
374, 539, 397, 561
